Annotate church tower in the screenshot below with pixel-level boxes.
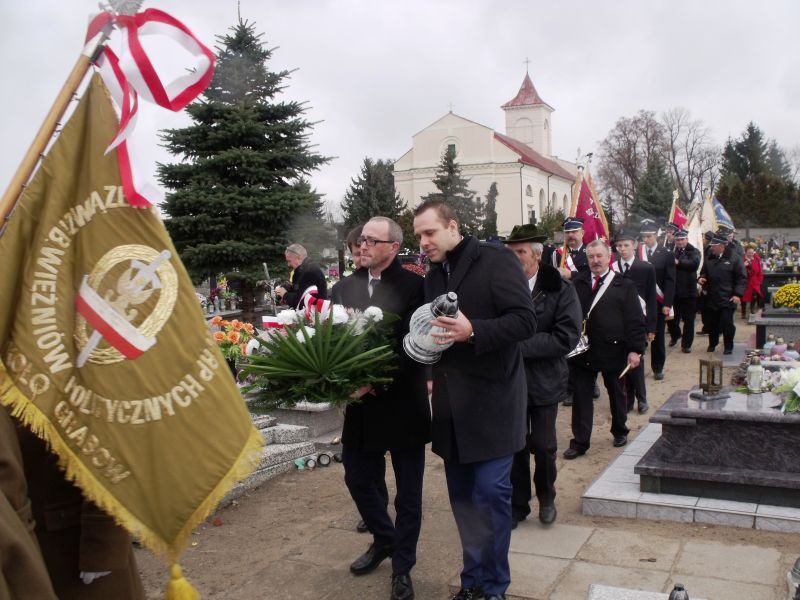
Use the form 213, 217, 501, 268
501, 72, 554, 157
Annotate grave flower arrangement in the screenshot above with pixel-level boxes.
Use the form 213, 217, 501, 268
772, 283, 800, 310
210, 316, 256, 361
241, 302, 397, 408
774, 367, 800, 414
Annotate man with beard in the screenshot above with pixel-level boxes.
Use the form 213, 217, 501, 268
412, 200, 536, 600
504, 225, 581, 527
667, 229, 702, 353
563, 240, 647, 459
331, 217, 430, 600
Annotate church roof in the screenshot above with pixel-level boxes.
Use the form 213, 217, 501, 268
501, 73, 551, 109
494, 132, 574, 180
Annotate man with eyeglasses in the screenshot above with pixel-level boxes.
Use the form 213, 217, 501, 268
330, 217, 430, 600
275, 243, 327, 308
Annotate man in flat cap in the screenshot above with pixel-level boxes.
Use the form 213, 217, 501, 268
504, 224, 581, 527
698, 232, 747, 354
637, 219, 675, 381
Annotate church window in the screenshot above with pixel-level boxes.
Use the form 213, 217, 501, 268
525, 185, 533, 197
527, 205, 536, 224
447, 143, 456, 156
551, 192, 557, 208
563, 194, 569, 213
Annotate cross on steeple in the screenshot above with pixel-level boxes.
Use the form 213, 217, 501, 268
523, 57, 531, 73
448, 102, 454, 113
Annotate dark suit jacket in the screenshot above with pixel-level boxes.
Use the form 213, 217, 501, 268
330, 259, 431, 451
674, 244, 702, 299
424, 236, 537, 464
572, 270, 647, 373
615, 257, 657, 333
641, 244, 676, 308
552, 244, 590, 274
283, 257, 328, 308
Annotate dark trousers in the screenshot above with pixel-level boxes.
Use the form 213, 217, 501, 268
650, 311, 667, 374
445, 454, 514, 597
510, 403, 558, 517
707, 305, 736, 351
343, 444, 425, 575
698, 294, 709, 332
669, 296, 697, 349
569, 365, 629, 452
623, 354, 647, 410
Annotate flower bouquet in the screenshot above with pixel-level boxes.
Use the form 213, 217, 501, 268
773, 283, 800, 310
774, 367, 800, 414
210, 316, 257, 361
241, 304, 397, 408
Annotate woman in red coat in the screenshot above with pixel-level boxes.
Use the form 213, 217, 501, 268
742, 246, 764, 319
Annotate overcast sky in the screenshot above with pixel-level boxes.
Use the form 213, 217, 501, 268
2, 1, 798, 216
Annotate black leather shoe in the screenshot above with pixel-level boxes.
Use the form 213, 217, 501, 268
706, 345, 717, 352
356, 519, 369, 533
681, 347, 691, 353
669, 336, 680, 347
723, 348, 733, 355
538, 504, 556, 525
511, 511, 527, 530
391, 573, 414, 600
563, 447, 585, 460
451, 588, 485, 600
613, 435, 628, 447
350, 543, 391, 575
593, 383, 601, 399
653, 372, 664, 380
638, 402, 649, 414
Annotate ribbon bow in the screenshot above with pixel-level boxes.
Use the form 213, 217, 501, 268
84, 9, 215, 208
301, 286, 331, 319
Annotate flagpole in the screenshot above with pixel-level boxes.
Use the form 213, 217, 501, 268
0, 24, 113, 227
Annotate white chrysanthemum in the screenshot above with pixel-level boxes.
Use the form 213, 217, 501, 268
277, 309, 302, 325
245, 338, 261, 356
295, 326, 315, 343
364, 306, 384, 322
330, 304, 349, 325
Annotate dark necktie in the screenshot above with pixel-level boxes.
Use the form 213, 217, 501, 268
368, 279, 380, 297
592, 275, 602, 292
647, 248, 653, 260
442, 261, 451, 281
623, 262, 630, 274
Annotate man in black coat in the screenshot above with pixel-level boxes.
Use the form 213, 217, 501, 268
612, 228, 656, 414
412, 201, 537, 600
552, 217, 590, 279
504, 225, 581, 528
638, 220, 676, 379
698, 232, 747, 354
276, 243, 328, 308
330, 217, 430, 600
667, 229, 702, 353
563, 240, 647, 459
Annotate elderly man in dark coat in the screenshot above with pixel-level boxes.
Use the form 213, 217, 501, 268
564, 240, 648, 459
412, 200, 537, 600
276, 243, 328, 307
330, 216, 430, 600
504, 225, 581, 528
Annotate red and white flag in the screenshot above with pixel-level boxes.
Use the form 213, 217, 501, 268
668, 201, 688, 229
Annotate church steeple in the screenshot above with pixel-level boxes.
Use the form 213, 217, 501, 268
502, 71, 554, 157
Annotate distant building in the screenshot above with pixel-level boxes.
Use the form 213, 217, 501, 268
393, 72, 577, 236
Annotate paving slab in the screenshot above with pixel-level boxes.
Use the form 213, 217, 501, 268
587, 583, 707, 600
282, 526, 372, 571
506, 553, 570, 599
549, 562, 669, 600
664, 574, 775, 600
576, 529, 680, 571
510, 522, 594, 559
674, 540, 782, 585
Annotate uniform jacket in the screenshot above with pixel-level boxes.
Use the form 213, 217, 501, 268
425, 236, 537, 464
517, 263, 582, 406
700, 246, 747, 309
571, 270, 647, 373
283, 257, 328, 308
639, 244, 676, 307
17, 427, 144, 600
552, 244, 589, 274
330, 259, 431, 451
674, 244, 702, 299
614, 257, 657, 334
0, 410, 57, 600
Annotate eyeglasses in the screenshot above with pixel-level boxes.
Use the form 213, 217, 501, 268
357, 236, 395, 247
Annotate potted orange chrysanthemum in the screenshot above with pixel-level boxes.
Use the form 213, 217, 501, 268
209, 316, 256, 378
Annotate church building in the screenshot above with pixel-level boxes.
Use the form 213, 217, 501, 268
393, 72, 577, 236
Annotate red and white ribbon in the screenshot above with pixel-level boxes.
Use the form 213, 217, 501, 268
301, 286, 331, 319
84, 9, 215, 208
262, 316, 284, 329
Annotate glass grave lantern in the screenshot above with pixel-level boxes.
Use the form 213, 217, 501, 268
403, 292, 459, 364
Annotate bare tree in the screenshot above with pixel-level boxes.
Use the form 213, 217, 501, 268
596, 110, 665, 221
661, 107, 720, 204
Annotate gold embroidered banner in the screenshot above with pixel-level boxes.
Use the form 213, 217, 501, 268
0, 75, 261, 566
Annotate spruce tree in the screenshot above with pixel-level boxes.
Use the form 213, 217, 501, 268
341, 158, 405, 228
422, 147, 480, 235
481, 182, 499, 239
158, 19, 330, 319
630, 156, 673, 224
